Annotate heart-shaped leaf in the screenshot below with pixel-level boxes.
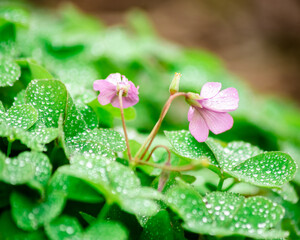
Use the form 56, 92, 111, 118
166, 181, 287, 239
166, 130, 297, 188
49, 172, 104, 203
165, 130, 218, 167
5, 104, 38, 130
25, 79, 68, 128
0, 57, 21, 87
0, 151, 52, 186
10, 190, 66, 231
0, 121, 58, 151
57, 155, 161, 217
45, 215, 82, 240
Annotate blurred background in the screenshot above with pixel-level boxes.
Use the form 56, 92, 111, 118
29, 0, 300, 103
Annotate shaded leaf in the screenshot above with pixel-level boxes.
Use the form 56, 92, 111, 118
11, 190, 66, 231
0, 210, 46, 240
45, 215, 82, 240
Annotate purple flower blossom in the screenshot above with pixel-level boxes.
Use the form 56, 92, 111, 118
93, 73, 139, 108
187, 82, 239, 142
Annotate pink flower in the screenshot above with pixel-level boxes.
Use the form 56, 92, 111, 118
187, 82, 239, 142
93, 73, 139, 108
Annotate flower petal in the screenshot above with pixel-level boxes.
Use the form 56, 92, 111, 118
93, 80, 116, 106
200, 108, 233, 134
188, 109, 209, 142
200, 82, 222, 99
110, 81, 139, 108
106, 73, 122, 85
201, 87, 239, 112
188, 107, 195, 121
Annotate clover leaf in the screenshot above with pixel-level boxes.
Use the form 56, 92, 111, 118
0, 57, 21, 87
166, 181, 287, 239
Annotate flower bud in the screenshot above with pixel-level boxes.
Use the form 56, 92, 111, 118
169, 72, 181, 95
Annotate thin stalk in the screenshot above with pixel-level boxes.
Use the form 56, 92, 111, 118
223, 179, 238, 192
145, 145, 171, 163
217, 177, 225, 191
119, 90, 132, 161
6, 140, 12, 157
99, 202, 111, 220
134, 92, 187, 162
136, 160, 195, 172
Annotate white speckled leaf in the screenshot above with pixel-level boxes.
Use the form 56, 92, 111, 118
5, 105, 38, 130
165, 130, 218, 166
166, 182, 287, 239
0, 57, 21, 87
57, 156, 160, 217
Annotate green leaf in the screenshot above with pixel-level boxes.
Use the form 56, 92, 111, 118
5, 104, 38, 130
63, 96, 88, 138
57, 156, 161, 217
272, 183, 299, 203
25, 79, 67, 128
28, 125, 59, 146
16, 58, 54, 80
165, 130, 219, 166
140, 210, 175, 240
0, 210, 46, 240
13, 89, 26, 105
77, 103, 98, 130
79, 212, 96, 225
83, 220, 128, 240
0, 151, 51, 186
0, 5, 29, 26
45, 215, 82, 240
166, 131, 297, 188
166, 182, 287, 239
0, 57, 21, 87
0, 100, 4, 115
64, 128, 126, 161
88, 98, 136, 121
0, 121, 58, 151
10, 190, 66, 231
0, 151, 34, 185
231, 152, 297, 188
206, 139, 263, 170
49, 172, 104, 203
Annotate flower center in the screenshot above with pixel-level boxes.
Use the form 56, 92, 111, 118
117, 82, 130, 96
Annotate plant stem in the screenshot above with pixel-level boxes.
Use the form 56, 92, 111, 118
145, 145, 171, 163
136, 160, 195, 172
99, 202, 111, 220
223, 179, 238, 192
119, 90, 132, 161
134, 92, 187, 162
217, 177, 225, 191
6, 140, 12, 157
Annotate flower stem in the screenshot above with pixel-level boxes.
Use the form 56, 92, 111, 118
134, 92, 187, 162
223, 179, 238, 192
136, 160, 195, 172
217, 177, 225, 191
145, 145, 171, 163
6, 140, 12, 157
119, 91, 132, 161
99, 202, 111, 220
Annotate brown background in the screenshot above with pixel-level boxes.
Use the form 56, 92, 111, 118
30, 0, 300, 104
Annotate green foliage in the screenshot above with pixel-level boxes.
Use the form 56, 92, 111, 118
0, 57, 20, 87
166, 181, 287, 238
0, 2, 299, 240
